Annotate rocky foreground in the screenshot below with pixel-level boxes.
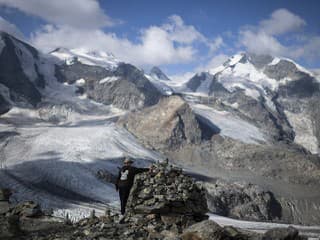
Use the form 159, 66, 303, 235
0, 164, 307, 240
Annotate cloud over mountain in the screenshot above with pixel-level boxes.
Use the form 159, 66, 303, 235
0, 0, 115, 28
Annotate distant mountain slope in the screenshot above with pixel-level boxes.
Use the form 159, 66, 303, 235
0, 32, 43, 108
51, 47, 163, 110
183, 53, 320, 153
0, 32, 163, 112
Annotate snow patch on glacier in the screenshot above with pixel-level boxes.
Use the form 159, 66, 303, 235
192, 104, 266, 144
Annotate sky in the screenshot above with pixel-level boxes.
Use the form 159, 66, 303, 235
0, 0, 319, 78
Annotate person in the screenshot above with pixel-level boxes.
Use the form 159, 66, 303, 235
115, 157, 149, 222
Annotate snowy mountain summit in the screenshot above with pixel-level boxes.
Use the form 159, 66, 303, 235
149, 66, 170, 81
50, 47, 120, 70
187, 52, 317, 99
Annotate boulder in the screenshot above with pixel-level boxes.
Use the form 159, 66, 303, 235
262, 226, 304, 240
181, 220, 231, 240
204, 180, 282, 222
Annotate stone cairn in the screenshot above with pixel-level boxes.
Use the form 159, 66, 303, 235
124, 161, 209, 235
0, 188, 45, 239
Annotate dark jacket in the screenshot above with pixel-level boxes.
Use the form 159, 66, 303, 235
115, 166, 148, 190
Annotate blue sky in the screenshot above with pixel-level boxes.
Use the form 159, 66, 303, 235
0, 0, 319, 77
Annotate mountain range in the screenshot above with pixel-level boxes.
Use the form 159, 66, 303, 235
0, 31, 320, 226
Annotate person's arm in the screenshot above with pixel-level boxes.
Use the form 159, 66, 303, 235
133, 166, 149, 174
115, 168, 121, 191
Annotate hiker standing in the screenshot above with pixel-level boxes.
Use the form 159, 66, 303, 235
115, 157, 149, 221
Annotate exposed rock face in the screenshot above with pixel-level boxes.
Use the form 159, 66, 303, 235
204, 180, 282, 222
218, 90, 294, 142
169, 136, 320, 186
119, 96, 202, 150
126, 163, 208, 216
166, 136, 320, 225
184, 80, 295, 142
0, 32, 42, 107
248, 53, 273, 69
56, 61, 162, 110
278, 75, 320, 98
264, 60, 299, 81
54, 60, 109, 84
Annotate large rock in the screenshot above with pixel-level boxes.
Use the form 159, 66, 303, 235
181, 220, 252, 240
119, 95, 202, 150
204, 180, 282, 222
262, 226, 303, 240
126, 163, 208, 217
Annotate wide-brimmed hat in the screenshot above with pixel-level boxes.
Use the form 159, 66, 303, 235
124, 157, 134, 164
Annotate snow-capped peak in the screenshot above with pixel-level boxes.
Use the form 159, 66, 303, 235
188, 52, 317, 101
50, 47, 120, 70
149, 66, 170, 81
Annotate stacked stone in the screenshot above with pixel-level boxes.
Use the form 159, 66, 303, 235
127, 163, 208, 216
122, 163, 208, 237
10, 201, 43, 218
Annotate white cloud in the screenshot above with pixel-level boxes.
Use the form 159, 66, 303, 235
169, 54, 229, 83
260, 9, 306, 36
163, 15, 224, 52
197, 54, 229, 72
0, 0, 115, 28
238, 8, 314, 60
169, 71, 195, 83
240, 30, 286, 56
294, 36, 320, 61
31, 24, 195, 66
0, 16, 24, 39
31, 15, 223, 67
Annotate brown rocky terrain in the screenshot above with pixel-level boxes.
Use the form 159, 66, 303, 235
0, 165, 308, 240
118, 95, 202, 150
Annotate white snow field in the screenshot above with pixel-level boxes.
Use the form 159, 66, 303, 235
192, 104, 266, 144
50, 47, 120, 70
